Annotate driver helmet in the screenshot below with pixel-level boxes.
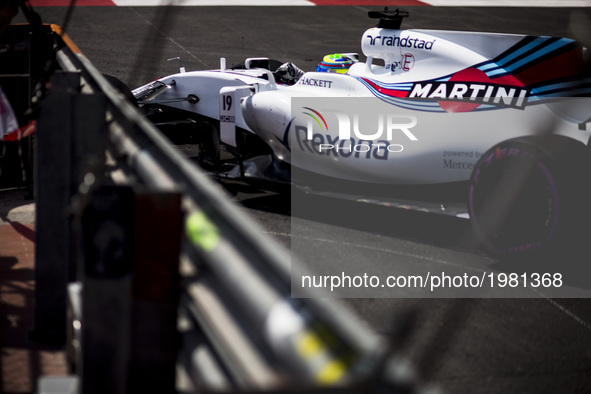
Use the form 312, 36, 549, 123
316, 53, 358, 74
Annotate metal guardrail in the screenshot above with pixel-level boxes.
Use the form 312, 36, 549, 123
31, 25, 430, 394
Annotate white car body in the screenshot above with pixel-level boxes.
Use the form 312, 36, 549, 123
132, 10, 591, 254
133, 19, 590, 185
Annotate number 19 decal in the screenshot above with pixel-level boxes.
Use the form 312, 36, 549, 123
222, 95, 232, 111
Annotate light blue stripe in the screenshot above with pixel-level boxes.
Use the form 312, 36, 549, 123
533, 87, 591, 97
486, 68, 510, 77
368, 88, 443, 111
530, 78, 591, 94
389, 97, 440, 109
482, 65, 503, 74
384, 98, 445, 112
358, 78, 414, 91
497, 37, 549, 66
531, 82, 578, 94
506, 38, 572, 72
478, 63, 499, 71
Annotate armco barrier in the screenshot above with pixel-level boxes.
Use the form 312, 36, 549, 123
30, 23, 431, 394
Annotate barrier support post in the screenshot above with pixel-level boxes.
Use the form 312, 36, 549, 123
34, 72, 107, 342
128, 190, 182, 393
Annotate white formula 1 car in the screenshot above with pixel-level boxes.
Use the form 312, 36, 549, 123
132, 9, 591, 256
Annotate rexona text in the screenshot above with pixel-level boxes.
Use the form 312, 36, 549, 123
297, 112, 418, 160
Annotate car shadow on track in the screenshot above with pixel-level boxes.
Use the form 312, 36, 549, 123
223, 180, 477, 251
223, 181, 591, 294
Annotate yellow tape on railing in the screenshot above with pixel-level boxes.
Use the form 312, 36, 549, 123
186, 211, 220, 252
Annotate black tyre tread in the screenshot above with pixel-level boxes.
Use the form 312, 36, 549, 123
469, 135, 591, 255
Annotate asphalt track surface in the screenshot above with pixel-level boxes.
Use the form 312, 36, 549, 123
21, 6, 591, 393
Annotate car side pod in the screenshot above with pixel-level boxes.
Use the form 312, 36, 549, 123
468, 134, 591, 258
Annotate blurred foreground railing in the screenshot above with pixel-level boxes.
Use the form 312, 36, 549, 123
33, 28, 430, 394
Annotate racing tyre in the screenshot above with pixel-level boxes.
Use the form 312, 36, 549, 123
468, 135, 591, 256
103, 74, 137, 106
